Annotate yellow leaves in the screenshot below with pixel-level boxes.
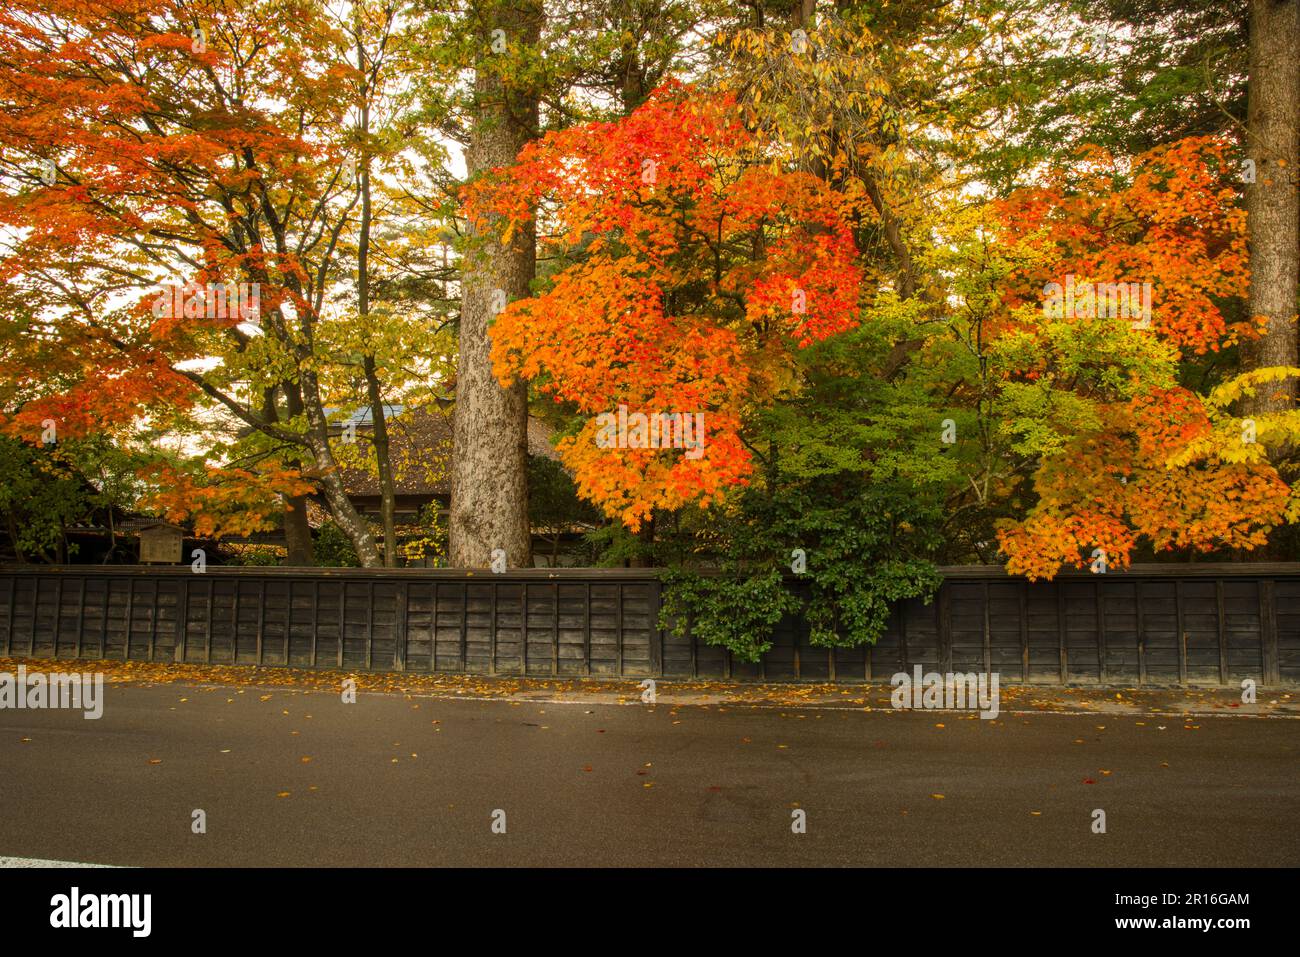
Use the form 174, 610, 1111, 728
1202, 366, 1300, 412
1164, 368, 1300, 468
1283, 487, 1300, 525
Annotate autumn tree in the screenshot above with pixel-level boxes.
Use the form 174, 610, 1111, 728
982, 137, 1297, 575
0, 0, 445, 565
468, 85, 866, 526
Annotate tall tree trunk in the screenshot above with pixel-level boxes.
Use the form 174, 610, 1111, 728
449, 0, 540, 569
1242, 0, 1300, 415
363, 356, 398, 566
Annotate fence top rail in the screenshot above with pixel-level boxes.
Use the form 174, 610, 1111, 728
1, 562, 1299, 581
0, 564, 665, 581
941, 563, 1300, 579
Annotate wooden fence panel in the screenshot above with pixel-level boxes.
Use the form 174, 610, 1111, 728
1277, 579, 1300, 685
0, 565, 1297, 686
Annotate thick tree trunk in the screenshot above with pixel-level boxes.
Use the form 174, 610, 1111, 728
283, 495, 314, 565
1242, 0, 1300, 415
449, 0, 541, 569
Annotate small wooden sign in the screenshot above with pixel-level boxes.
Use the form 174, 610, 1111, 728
139, 524, 184, 564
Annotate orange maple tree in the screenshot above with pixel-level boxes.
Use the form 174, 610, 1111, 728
988, 137, 1294, 577
464, 84, 866, 530
0, 0, 371, 542
993, 137, 1254, 353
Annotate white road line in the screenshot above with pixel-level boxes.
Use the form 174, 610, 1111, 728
0, 856, 116, 868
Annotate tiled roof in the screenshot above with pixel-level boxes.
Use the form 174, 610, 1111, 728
336, 406, 559, 497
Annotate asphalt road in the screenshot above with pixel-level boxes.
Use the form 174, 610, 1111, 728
0, 682, 1296, 867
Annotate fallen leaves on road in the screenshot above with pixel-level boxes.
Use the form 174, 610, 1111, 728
0, 657, 1289, 738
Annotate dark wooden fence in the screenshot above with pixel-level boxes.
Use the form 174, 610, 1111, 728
0, 564, 1297, 686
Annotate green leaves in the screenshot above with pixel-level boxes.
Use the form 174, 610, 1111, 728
657, 321, 948, 661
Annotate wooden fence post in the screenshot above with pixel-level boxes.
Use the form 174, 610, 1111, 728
51, 577, 62, 658
124, 578, 135, 661
1018, 583, 1029, 683
1216, 579, 1228, 686
395, 584, 407, 672
487, 581, 498, 675
583, 581, 592, 676
1175, 579, 1187, 686
2, 576, 12, 656
176, 577, 189, 664
938, 583, 953, 675
1260, 579, 1280, 686
615, 583, 624, 676
551, 582, 560, 676
1095, 579, 1106, 685
520, 581, 528, 675
1056, 583, 1067, 684
649, 577, 663, 677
